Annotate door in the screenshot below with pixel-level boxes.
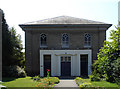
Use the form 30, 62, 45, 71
81, 54, 88, 76
44, 55, 51, 77
61, 56, 71, 76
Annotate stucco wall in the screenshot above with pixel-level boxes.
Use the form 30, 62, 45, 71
25, 26, 107, 75
40, 50, 92, 76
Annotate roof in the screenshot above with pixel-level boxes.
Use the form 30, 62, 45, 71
24, 16, 108, 25
19, 16, 112, 29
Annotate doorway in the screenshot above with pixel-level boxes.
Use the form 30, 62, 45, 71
61, 56, 71, 76
44, 55, 51, 76
80, 54, 88, 76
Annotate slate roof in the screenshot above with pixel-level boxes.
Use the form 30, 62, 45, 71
24, 16, 108, 25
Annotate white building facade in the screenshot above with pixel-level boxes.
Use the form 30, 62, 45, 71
40, 50, 92, 77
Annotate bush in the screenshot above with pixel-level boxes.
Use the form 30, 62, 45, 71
89, 74, 100, 81
79, 82, 91, 88
49, 77, 59, 84
2, 65, 26, 78
91, 27, 120, 83
32, 75, 41, 82
112, 57, 120, 84
75, 77, 92, 88
75, 77, 89, 86
34, 77, 59, 87
32, 76, 59, 84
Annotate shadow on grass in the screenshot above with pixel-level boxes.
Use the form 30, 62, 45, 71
2, 77, 18, 82
80, 75, 89, 79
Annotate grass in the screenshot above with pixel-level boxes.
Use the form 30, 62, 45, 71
91, 80, 119, 87
2, 77, 59, 87
75, 77, 120, 88
2, 77, 40, 87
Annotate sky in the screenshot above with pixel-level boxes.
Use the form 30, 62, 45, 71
0, 0, 120, 48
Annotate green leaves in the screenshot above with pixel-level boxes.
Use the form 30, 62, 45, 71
92, 25, 120, 82
2, 10, 25, 71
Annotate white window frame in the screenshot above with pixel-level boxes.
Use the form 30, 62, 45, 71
40, 33, 47, 48
62, 33, 69, 48
84, 33, 91, 48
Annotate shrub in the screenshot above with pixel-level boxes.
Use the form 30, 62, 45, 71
49, 77, 59, 84
35, 77, 59, 87
89, 74, 100, 81
79, 82, 91, 88
75, 77, 92, 88
32, 75, 41, 82
112, 57, 120, 84
2, 65, 26, 78
75, 77, 89, 86
91, 27, 120, 83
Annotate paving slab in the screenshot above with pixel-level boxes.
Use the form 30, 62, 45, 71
54, 79, 79, 88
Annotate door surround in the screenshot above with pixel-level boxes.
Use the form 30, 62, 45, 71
40, 50, 92, 77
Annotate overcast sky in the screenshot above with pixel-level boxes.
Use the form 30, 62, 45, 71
0, 0, 119, 48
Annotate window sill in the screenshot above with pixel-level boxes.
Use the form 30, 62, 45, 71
62, 46, 69, 48
84, 46, 91, 48
40, 45, 48, 48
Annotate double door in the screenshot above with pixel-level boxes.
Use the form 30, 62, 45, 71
61, 56, 71, 76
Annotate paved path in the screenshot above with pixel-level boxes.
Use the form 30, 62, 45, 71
55, 79, 79, 87
0, 85, 6, 88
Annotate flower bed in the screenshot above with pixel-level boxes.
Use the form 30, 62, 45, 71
32, 76, 59, 87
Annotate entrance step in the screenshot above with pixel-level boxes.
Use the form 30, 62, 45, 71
58, 76, 76, 79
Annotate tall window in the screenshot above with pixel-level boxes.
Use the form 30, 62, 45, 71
62, 33, 69, 48
84, 33, 91, 47
40, 33, 47, 47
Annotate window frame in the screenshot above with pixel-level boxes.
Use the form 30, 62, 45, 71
84, 33, 91, 48
40, 33, 47, 48
62, 33, 69, 48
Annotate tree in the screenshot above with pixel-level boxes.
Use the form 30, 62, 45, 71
92, 26, 120, 82
2, 11, 26, 77
2, 11, 25, 67
2, 11, 11, 66
9, 27, 25, 67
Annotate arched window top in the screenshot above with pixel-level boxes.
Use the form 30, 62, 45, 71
40, 34, 46, 39
40, 33, 47, 47
62, 33, 69, 48
85, 33, 91, 38
62, 33, 69, 41
84, 33, 91, 47
62, 33, 68, 37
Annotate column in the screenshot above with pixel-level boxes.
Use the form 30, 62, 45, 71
88, 51, 92, 75
51, 53, 54, 76
40, 51, 44, 77
71, 56, 73, 76
58, 56, 61, 76
78, 53, 80, 76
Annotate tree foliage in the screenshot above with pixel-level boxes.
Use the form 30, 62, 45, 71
92, 26, 120, 83
2, 11, 25, 68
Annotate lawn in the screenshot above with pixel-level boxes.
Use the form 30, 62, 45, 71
2, 77, 40, 87
2, 76, 59, 87
75, 77, 120, 89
